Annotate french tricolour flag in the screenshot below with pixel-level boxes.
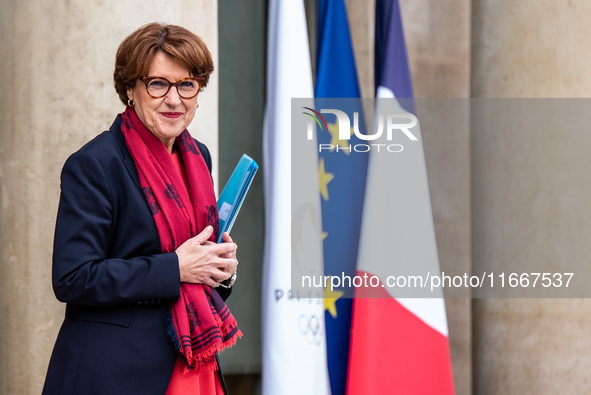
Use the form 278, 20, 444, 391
346, 0, 455, 393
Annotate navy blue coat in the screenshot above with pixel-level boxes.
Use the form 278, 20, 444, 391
42, 115, 230, 395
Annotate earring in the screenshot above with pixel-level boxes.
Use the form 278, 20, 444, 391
127, 99, 135, 107
196, 102, 200, 108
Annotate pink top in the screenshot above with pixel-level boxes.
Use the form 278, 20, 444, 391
166, 354, 225, 395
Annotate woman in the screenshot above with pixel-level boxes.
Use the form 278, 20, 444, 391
42, 23, 240, 395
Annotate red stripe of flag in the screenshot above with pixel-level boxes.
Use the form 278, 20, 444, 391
347, 271, 454, 394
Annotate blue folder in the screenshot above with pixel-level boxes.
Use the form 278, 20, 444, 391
216, 154, 259, 243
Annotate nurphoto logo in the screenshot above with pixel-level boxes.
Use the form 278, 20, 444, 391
302, 106, 419, 153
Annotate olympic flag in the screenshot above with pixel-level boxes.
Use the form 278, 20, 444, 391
262, 1, 330, 394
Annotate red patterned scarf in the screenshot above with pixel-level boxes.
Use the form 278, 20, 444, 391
121, 106, 241, 373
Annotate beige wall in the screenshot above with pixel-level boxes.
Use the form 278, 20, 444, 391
0, 1, 218, 393
471, 1, 591, 394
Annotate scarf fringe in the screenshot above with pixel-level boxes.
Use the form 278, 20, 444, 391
167, 304, 242, 375
181, 323, 243, 370
180, 359, 220, 376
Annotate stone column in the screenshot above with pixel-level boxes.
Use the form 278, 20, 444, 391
0, 1, 218, 393
346, 0, 376, 99
472, 1, 591, 393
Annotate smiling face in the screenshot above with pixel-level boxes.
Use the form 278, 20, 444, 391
127, 51, 199, 153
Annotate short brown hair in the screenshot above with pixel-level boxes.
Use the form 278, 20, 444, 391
114, 22, 214, 105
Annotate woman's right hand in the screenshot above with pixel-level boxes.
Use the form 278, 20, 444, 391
175, 226, 238, 287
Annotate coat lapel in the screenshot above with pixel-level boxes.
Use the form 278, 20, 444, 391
110, 115, 142, 193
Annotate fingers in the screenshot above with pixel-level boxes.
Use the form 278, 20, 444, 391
204, 276, 222, 288
177, 248, 237, 284
214, 241, 237, 256
201, 241, 238, 258
221, 232, 233, 243
213, 262, 236, 280
176, 228, 238, 285
220, 256, 238, 276
219, 233, 237, 259
194, 260, 237, 288
194, 225, 214, 244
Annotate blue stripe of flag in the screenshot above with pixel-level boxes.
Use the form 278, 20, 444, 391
375, 0, 416, 112
316, 1, 368, 394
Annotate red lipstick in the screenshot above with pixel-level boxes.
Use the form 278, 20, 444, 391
161, 112, 182, 118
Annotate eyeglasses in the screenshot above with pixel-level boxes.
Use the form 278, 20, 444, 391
139, 76, 204, 99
